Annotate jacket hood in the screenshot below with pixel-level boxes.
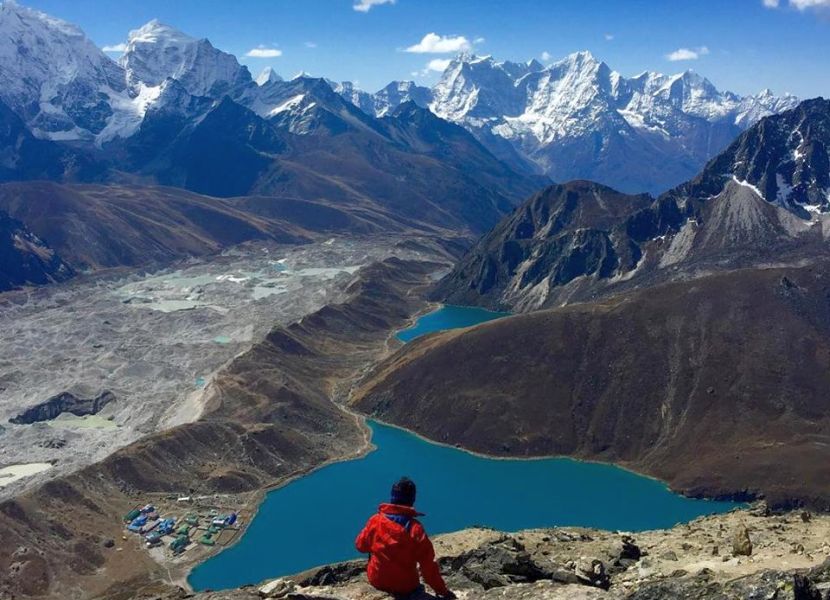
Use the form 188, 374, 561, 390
379, 503, 424, 517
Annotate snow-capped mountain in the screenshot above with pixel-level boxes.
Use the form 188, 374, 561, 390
332, 51, 799, 194
435, 99, 830, 312
0, 2, 364, 145
255, 67, 283, 87
120, 19, 251, 98
374, 81, 433, 118
697, 97, 830, 214
0, 0, 803, 198
329, 80, 432, 118
0, 0, 129, 141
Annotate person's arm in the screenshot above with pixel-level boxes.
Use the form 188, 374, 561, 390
413, 524, 451, 597
355, 516, 376, 554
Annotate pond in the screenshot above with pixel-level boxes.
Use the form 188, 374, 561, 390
395, 305, 509, 342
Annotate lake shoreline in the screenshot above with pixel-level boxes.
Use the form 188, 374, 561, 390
187, 418, 743, 591
183, 304, 746, 592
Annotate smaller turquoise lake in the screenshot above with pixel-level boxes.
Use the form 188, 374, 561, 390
188, 306, 741, 591
395, 304, 508, 342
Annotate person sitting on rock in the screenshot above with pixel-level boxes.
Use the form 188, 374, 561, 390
356, 477, 455, 599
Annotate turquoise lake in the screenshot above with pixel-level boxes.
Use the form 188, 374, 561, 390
395, 304, 508, 342
188, 305, 741, 591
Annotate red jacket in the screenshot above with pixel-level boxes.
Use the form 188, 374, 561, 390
355, 503, 449, 596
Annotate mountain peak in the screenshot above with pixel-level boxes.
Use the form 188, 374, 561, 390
127, 19, 195, 46
563, 50, 599, 65
122, 18, 250, 97
0, 0, 126, 140
0, 0, 85, 37
455, 52, 493, 65
255, 67, 282, 86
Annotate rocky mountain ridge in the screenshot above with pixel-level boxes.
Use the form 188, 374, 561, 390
332, 51, 800, 194
0, 1, 800, 198
436, 98, 830, 311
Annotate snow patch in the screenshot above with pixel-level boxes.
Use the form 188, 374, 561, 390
730, 176, 765, 200
267, 94, 306, 116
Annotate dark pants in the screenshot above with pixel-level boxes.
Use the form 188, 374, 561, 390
393, 585, 429, 600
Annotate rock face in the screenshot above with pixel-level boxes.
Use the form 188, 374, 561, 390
9, 390, 115, 425
123, 92, 539, 234
354, 262, 830, 508
435, 99, 830, 311
333, 52, 799, 195
0, 208, 72, 292
0, 99, 102, 184
699, 97, 830, 214
432, 181, 652, 310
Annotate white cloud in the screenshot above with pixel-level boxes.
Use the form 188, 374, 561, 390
406, 32, 471, 53
304, 41, 317, 49
604, 33, 615, 41
763, 0, 830, 9
425, 58, 452, 72
790, 0, 830, 9
415, 58, 452, 77
353, 0, 395, 12
102, 43, 127, 53
540, 51, 552, 61
666, 46, 710, 61
246, 46, 283, 58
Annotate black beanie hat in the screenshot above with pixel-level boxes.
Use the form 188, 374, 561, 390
390, 476, 416, 506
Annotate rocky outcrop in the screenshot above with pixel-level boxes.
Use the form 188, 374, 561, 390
355, 262, 830, 508
9, 390, 115, 425
175, 508, 830, 600
0, 208, 73, 292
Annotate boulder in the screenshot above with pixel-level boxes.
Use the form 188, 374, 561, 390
732, 524, 753, 556
443, 538, 553, 590
574, 557, 610, 590
258, 578, 295, 598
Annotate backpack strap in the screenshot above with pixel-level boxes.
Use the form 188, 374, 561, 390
384, 513, 413, 531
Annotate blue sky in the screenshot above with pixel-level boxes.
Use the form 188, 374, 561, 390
23, 0, 830, 98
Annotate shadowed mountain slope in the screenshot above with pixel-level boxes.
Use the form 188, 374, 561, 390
0, 182, 311, 272
0, 209, 73, 291
122, 94, 541, 235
